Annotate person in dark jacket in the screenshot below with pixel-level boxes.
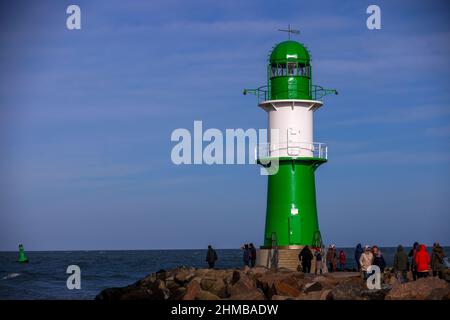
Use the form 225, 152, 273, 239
243, 244, 251, 267
354, 243, 363, 271
206, 245, 218, 269
372, 246, 386, 273
431, 242, 446, 279
299, 245, 313, 273
249, 243, 257, 268
408, 242, 419, 280
393, 245, 408, 283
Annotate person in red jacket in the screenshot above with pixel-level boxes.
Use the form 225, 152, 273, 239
339, 250, 346, 271
414, 244, 431, 278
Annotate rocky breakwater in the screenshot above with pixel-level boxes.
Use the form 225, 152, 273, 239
95, 266, 450, 301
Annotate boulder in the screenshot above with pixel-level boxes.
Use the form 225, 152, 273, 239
174, 268, 195, 285
95, 278, 169, 300
182, 281, 201, 300
169, 287, 187, 300
385, 277, 450, 300
256, 270, 305, 298
271, 281, 301, 297
330, 277, 367, 300
200, 278, 228, 298
296, 289, 332, 300
196, 289, 220, 300
229, 276, 255, 296
303, 281, 323, 293
229, 288, 266, 300
271, 295, 297, 300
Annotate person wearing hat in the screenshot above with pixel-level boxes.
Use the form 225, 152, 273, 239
359, 245, 374, 279
326, 245, 337, 272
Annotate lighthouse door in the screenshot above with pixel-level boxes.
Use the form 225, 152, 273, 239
289, 213, 301, 244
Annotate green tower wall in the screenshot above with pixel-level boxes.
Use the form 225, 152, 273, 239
263, 158, 325, 247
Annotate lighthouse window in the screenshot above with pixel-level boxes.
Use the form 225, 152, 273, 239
287, 62, 296, 76
270, 63, 310, 78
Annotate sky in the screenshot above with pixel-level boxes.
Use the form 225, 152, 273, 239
0, 0, 449, 251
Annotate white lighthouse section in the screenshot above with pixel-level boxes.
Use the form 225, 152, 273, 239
258, 99, 326, 159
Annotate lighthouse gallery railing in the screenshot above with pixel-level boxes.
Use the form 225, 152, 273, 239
256, 142, 328, 160
243, 85, 337, 104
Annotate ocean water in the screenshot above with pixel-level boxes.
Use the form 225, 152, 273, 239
0, 247, 447, 300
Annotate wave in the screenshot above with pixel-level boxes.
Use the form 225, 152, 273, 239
2, 273, 21, 280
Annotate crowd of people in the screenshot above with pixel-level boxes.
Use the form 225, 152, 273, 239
206, 242, 447, 282
326, 242, 447, 282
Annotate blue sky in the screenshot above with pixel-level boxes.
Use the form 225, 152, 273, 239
0, 0, 449, 250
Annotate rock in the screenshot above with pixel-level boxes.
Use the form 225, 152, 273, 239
196, 289, 220, 300
95, 278, 168, 300
360, 288, 390, 300
149, 279, 170, 300
229, 275, 255, 296
229, 288, 266, 300
272, 281, 301, 297
200, 278, 227, 298
320, 289, 333, 300
330, 277, 367, 300
385, 277, 450, 300
271, 295, 297, 300
303, 281, 323, 293
182, 281, 201, 300
256, 271, 305, 298
174, 268, 195, 285
247, 266, 269, 275
169, 287, 186, 300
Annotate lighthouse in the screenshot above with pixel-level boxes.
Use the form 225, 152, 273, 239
244, 29, 337, 270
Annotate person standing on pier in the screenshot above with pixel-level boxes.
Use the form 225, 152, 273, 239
408, 242, 419, 280
243, 244, 251, 267
415, 244, 431, 278
359, 246, 374, 280
299, 245, 313, 273
326, 245, 337, 272
431, 242, 445, 279
314, 249, 323, 275
372, 246, 386, 273
393, 245, 408, 283
354, 243, 363, 271
338, 250, 346, 271
249, 243, 257, 268
206, 245, 218, 269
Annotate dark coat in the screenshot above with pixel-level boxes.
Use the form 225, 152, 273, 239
393, 245, 408, 271
250, 246, 257, 260
299, 247, 313, 263
373, 254, 386, 272
206, 248, 218, 263
243, 249, 250, 263
431, 245, 445, 272
355, 244, 363, 264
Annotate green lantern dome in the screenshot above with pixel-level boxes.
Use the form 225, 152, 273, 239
269, 40, 310, 63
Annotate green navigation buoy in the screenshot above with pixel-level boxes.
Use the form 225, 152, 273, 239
18, 244, 29, 263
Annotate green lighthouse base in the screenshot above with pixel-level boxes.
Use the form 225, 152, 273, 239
258, 157, 326, 249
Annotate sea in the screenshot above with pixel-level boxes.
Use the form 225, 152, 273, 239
0, 247, 447, 300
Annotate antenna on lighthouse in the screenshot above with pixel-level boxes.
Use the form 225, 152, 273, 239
278, 24, 300, 40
